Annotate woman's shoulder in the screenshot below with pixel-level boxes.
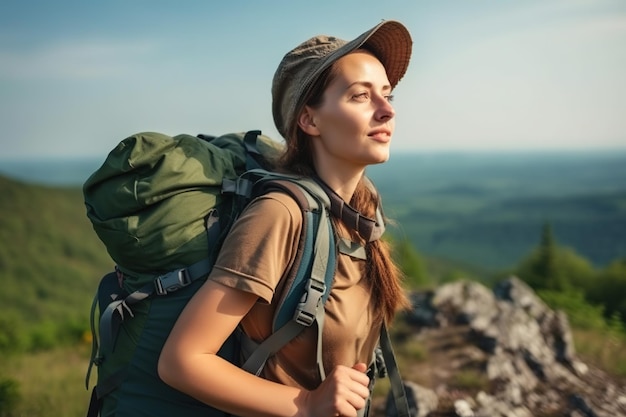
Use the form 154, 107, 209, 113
249, 190, 305, 216
233, 189, 306, 234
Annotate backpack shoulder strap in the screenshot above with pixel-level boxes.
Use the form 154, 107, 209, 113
239, 177, 336, 379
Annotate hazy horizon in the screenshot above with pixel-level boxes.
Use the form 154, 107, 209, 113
2, 145, 626, 163
2, 149, 625, 189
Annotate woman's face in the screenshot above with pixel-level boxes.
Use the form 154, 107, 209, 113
302, 50, 396, 171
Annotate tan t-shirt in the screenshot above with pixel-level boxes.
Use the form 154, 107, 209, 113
209, 191, 381, 390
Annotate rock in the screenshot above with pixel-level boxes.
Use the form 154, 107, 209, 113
454, 399, 474, 417
385, 381, 438, 417
392, 277, 626, 417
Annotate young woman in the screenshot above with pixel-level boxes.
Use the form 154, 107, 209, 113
159, 20, 413, 417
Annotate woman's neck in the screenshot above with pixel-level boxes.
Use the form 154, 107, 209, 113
314, 166, 364, 203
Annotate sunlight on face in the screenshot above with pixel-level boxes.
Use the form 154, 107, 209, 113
307, 50, 395, 172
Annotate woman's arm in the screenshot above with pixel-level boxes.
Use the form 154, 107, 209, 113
158, 279, 371, 417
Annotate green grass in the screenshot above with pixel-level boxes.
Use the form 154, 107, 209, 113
0, 344, 94, 417
450, 369, 490, 391
573, 328, 626, 380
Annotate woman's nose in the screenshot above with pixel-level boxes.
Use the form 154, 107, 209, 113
374, 95, 395, 121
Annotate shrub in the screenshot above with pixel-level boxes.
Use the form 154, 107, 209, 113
0, 315, 27, 354
537, 289, 606, 330
0, 377, 21, 416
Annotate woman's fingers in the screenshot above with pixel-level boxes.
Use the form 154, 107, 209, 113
306, 363, 371, 417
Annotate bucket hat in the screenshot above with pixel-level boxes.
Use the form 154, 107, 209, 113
271, 20, 413, 141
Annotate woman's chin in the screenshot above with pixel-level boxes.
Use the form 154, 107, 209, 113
371, 151, 391, 165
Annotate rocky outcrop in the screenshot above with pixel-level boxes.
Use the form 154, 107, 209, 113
380, 277, 626, 417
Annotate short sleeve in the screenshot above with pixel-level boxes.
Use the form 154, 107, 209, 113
209, 191, 303, 303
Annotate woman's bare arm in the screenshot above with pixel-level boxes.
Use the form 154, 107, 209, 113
158, 279, 370, 417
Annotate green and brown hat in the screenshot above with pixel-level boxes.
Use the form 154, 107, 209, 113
271, 20, 413, 141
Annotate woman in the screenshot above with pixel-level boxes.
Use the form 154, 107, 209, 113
159, 20, 413, 417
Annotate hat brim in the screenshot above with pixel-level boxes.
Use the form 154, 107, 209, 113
274, 20, 413, 141
301, 20, 412, 104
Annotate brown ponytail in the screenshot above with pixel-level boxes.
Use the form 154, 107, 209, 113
350, 180, 410, 324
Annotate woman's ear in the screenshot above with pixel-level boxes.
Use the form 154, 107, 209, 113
297, 106, 320, 137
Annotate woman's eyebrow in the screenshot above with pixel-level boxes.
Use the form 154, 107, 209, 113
346, 80, 392, 91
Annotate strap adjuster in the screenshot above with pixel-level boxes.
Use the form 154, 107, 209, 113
154, 268, 191, 295
293, 278, 326, 326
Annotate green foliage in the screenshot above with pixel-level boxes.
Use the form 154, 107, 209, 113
516, 223, 594, 292
514, 222, 626, 379
0, 376, 20, 416
534, 224, 565, 289
391, 236, 430, 289
537, 289, 607, 330
0, 176, 111, 353
587, 259, 626, 323
0, 313, 28, 354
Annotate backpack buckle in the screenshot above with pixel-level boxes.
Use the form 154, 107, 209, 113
293, 278, 326, 327
154, 268, 191, 295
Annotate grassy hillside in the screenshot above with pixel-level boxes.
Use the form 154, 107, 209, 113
0, 176, 111, 351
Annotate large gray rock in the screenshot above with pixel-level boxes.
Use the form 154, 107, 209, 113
384, 277, 626, 417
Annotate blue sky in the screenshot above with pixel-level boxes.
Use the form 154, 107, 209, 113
1, 0, 625, 159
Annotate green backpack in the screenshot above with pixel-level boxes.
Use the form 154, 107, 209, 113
83, 130, 409, 417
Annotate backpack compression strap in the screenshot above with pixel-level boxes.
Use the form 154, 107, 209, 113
92, 209, 221, 364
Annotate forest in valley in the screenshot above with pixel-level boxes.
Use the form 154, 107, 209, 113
0, 149, 625, 416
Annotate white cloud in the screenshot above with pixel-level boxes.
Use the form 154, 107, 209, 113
0, 38, 160, 80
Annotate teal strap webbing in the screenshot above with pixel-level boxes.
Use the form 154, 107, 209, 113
268, 180, 333, 331
380, 324, 410, 417
241, 176, 336, 379
242, 199, 334, 371
240, 320, 304, 375
314, 305, 326, 381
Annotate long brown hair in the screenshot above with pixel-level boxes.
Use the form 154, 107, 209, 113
278, 53, 410, 324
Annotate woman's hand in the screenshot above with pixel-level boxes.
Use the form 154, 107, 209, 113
300, 362, 370, 417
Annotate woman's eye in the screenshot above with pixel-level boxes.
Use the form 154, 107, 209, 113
352, 92, 369, 101
386, 94, 395, 102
